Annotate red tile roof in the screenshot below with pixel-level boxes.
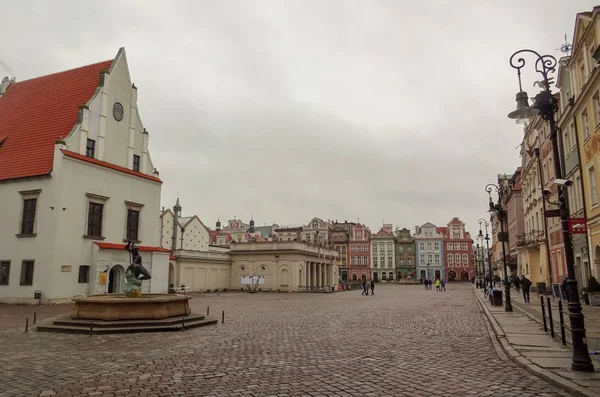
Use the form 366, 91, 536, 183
95, 242, 171, 253
0, 60, 114, 181
62, 150, 162, 183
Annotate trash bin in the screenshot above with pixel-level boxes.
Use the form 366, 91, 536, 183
492, 290, 503, 306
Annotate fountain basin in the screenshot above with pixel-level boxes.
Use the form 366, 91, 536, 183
70, 294, 192, 321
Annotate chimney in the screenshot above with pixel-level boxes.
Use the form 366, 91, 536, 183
0, 77, 14, 97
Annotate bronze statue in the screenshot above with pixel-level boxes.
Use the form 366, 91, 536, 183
125, 241, 151, 281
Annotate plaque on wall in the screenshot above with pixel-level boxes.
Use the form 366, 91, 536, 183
61, 265, 72, 272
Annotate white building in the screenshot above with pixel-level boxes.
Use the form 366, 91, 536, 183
414, 222, 444, 280
370, 227, 396, 282
0, 48, 169, 303
160, 199, 231, 291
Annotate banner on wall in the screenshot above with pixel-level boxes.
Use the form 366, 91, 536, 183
99, 272, 107, 286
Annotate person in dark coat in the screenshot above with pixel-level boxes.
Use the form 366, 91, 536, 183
520, 275, 532, 303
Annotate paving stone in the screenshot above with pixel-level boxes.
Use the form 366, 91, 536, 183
0, 285, 575, 396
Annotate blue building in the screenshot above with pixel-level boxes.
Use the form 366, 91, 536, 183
414, 222, 445, 280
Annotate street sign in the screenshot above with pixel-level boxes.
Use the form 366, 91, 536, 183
544, 209, 561, 218
568, 218, 587, 234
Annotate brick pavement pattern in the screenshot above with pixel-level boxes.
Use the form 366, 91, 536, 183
0, 284, 576, 397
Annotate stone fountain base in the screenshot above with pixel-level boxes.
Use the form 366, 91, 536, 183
37, 294, 218, 334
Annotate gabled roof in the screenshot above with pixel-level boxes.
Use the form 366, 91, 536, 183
372, 228, 394, 239
0, 59, 114, 181
570, 9, 595, 60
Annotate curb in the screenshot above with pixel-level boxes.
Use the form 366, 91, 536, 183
472, 286, 596, 397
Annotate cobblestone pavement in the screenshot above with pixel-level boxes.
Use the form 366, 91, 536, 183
0, 284, 576, 397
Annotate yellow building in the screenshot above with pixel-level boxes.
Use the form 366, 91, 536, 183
569, 7, 600, 280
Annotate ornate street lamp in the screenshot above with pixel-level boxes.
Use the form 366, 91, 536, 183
486, 183, 513, 312
478, 218, 493, 290
507, 49, 594, 372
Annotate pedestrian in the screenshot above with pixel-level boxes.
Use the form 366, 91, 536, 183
370, 280, 375, 295
514, 275, 521, 292
520, 275, 531, 302
441, 279, 446, 291
424, 279, 428, 290
561, 275, 569, 301
435, 278, 441, 291
361, 280, 367, 296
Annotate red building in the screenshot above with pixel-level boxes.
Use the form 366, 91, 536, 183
442, 217, 474, 281
348, 223, 371, 281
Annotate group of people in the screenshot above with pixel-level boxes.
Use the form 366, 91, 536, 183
476, 274, 533, 303
361, 279, 375, 295
420, 277, 446, 291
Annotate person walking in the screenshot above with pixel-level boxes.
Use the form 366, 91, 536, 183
441, 279, 446, 291
520, 275, 532, 303
370, 280, 375, 296
361, 280, 367, 296
435, 278, 441, 291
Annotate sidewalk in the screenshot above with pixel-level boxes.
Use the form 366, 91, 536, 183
509, 291, 600, 355
473, 286, 600, 397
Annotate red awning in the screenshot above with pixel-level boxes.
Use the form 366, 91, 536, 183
94, 242, 171, 253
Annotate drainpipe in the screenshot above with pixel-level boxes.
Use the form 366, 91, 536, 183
568, 96, 592, 286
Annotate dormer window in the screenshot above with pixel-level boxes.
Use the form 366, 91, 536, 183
86, 139, 96, 158
133, 154, 140, 172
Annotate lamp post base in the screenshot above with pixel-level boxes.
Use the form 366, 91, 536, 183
566, 279, 595, 372
504, 281, 513, 312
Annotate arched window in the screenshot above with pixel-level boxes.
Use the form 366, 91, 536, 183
382, 272, 387, 280
388, 272, 394, 280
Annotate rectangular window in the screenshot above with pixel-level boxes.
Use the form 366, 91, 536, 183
462, 254, 468, 265
78, 265, 90, 283
434, 242, 440, 250
126, 209, 140, 241
575, 175, 583, 211
419, 242, 425, 250
583, 110, 590, 139
589, 166, 598, 206
398, 245, 404, 252
448, 255, 453, 264
461, 243, 467, 251
0, 261, 10, 285
427, 254, 432, 263
388, 257, 392, 267
20, 260, 34, 286
373, 257, 377, 266
87, 202, 104, 237
373, 245, 378, 253
363, 256, 368, 265
447, 242, 452, 250
426, 242, 432, 250
380, 257, 384, 266
86, 139, 96, 158
21, 198, 37, 235
350, 245, 355, 252
420, 255, 425, 264
455, 254, 461, 264
133, 154, 141, 172
434, 254, 440, 263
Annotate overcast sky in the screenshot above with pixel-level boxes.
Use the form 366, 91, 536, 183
1, 0, 596, 236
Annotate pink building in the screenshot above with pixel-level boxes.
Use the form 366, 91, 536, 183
348, 223, 371, 281
442, 217, 474, 281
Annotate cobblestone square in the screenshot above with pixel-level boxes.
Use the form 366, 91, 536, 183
0, 284, 575, 396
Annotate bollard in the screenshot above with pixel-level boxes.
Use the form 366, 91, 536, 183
182, 316, 186, 331
541, 297, 548, 332
207, 306, 210, 316
89, 320, 94, 336
558, 300, 567, 346
547, 297, 555, 338
25, 318, 29, 333
221, 310, 224, 324
33, 311, 37, 325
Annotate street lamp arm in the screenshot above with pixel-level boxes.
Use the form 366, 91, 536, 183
509, 49, 558, 91
485, 183, 500, 195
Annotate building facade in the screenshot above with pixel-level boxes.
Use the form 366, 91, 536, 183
159, 199, 231, 292
517, 116, 550, 286
414, 222, 444, 280
370, 227, 395, 282
349, 223, 370, 281
394, 228, 415, 280
302, 217, 331, 245
563, 8, 600, 282
0, 48, 170, 303
330, 221, 354, 282
229, 241, 339, 292
442, 217, 473, 281
505, 169, 525, 278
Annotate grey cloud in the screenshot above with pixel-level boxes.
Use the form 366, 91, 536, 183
2, 0, 598, 235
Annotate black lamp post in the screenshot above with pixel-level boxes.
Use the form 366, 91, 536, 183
475, 242, 482, 288
478, 218, 493, 290
507, 49, 594, 372
486, 183, 513, 312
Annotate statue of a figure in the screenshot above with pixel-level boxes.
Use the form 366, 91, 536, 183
125, 241, 151, 281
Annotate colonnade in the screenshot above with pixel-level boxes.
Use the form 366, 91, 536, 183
304, 261, 332, 291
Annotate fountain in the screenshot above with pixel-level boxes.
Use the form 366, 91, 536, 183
37, 242, 217, 334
